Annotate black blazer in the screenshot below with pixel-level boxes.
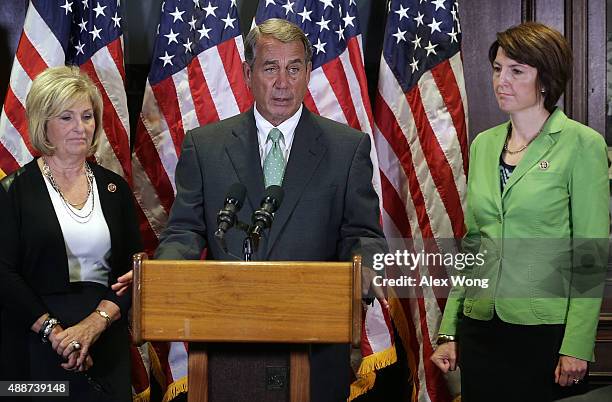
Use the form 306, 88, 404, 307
0, 160, 142, 327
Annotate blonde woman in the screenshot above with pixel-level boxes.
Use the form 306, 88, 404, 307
0, 66, 141, 401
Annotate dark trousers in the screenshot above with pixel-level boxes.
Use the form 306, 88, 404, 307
458, 312, 571, 402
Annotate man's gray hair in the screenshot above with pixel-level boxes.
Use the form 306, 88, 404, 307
244, 18, 312, 66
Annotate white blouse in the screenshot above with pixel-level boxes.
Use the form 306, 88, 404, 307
43, 174, 112, 286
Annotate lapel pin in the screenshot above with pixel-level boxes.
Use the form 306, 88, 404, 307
108, 183, 117, 193
539, 160, 550, 170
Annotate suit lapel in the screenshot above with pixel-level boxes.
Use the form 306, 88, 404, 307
94, 166, 117, 245
225, 109, 265, 211
264, 108, 327, 258
501, 110, 564, 199
31, 161, 69, 264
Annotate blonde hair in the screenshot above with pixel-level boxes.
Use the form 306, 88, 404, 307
244, 18, 312, 67
25, 65, 103, 156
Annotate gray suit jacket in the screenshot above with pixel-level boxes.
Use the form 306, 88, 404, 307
156, 106, 384, 262
155, 107, 384, 401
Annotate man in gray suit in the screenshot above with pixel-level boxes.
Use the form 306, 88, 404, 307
156, 18, 385, 402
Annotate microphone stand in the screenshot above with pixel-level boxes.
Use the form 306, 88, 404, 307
232, 221, 254, 261
242, 236, 254, 261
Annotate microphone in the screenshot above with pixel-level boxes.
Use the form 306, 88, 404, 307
249, 185, 284, 248
214, 183, 246, 251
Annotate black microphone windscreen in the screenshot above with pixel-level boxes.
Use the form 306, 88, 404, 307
227, 183, 246, 208
263, 185, 284, 206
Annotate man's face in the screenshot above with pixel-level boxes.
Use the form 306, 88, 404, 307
243, 36, 311, 126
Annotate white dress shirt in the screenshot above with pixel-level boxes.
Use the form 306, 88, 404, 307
254, 104, 303, 167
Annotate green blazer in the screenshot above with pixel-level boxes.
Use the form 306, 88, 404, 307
439, 108, 609, 361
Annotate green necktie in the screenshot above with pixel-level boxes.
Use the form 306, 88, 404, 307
263, 128, 286, 187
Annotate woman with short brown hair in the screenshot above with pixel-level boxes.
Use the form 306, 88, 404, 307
432, 22, 608, 401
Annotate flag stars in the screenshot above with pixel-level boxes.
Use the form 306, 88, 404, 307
432, 0, 446, 10
203, 2, 218, 17
282, 0, 295, 15
74, 40, 85, 55
198, 24, 211, 39
343, 13, 355, 28
81, 0, 88, 9
112, 12, 121, 28
89, 25, 102, 41
315, 16, 330, 32
394, 4, 409, 21
448, 27, 458, 43
298, 7, 312, 23
159, 51, 174, 67
425, 41, 438, 56
188, 16, 198, 31
183, 38, 193, 53
78, 18, 88, 32
93, 2, 107, 18
411, 34, 422, 49
427, 17, 442, 34
392, 27, 407, 44
169, 7, 185, 23
319, 0, 334, 10
313, 38, 326, 54
414, 12, 425, 27
193, 0, 200, 8
60, 0, 73, 15
265, 0, 275, 6
164, 29, 179, 45
222, 13, 236, 29
335, 26, 345, 41
410, 57, 419, 73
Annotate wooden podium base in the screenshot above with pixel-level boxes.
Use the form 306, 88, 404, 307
187, 344, 309, 402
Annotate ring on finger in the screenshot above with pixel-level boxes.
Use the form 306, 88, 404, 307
70, 340, 81, 351
573, 378, 581, 384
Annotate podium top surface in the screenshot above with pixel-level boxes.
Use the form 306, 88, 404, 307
132, 258, 362, 345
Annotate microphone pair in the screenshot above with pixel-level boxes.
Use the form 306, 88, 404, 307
214, 183, 284, 252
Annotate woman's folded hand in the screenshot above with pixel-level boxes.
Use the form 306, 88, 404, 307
431, 341, 458, 373
51, 314, 106, 368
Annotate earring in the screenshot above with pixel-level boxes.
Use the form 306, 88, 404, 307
540, 88, 546, 94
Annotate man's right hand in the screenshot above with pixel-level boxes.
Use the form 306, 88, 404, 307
430, 341, 458, 373
362, 266, 389, 309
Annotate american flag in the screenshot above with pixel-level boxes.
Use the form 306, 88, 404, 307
130, 0, 251, 399
0, 0, 131, 180
254, 2, 395, 400
374, 0, 468, 401
132, 0, 252, 254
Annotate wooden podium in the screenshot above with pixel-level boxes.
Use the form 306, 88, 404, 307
131, 253, 362, 402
